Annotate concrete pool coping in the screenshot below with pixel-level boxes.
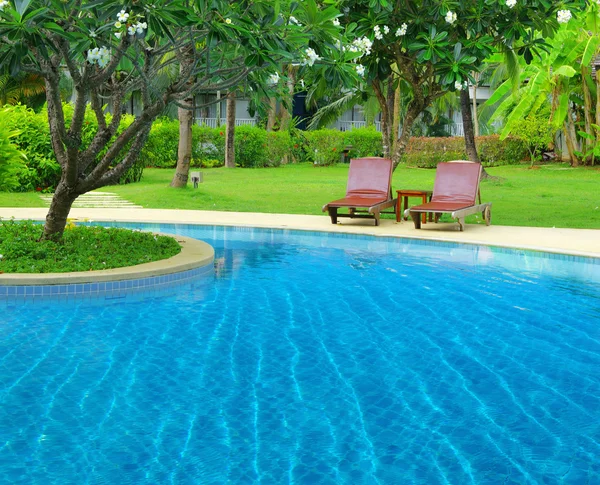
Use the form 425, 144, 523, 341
0, 207, 599, 285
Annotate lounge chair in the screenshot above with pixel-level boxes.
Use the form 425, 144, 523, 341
404, 161, 491, 231
322, 157, 396, 226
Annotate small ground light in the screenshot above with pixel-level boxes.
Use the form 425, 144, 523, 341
190, 171, 203, 188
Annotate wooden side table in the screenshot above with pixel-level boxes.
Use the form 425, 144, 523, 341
396, 190, 433, 223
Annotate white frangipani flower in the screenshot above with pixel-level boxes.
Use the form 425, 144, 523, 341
445, 11, 457, 24
374, 25, 383, 40
351, 37, 373, 56
289, 16, 301, 26
557, 9, 572, 23
87, 46, 110, 67
117, 9, 129, 23
506, 0, 517, 8
383, 25, 389, 34
332, 18, 340, 26
225, 18, 232, 24
356, 65, 365, 77
454, 81, 463, 90
396, 23, 407, 36
0, 0, 9, 10
115, 32, 122, 39
135, 21, 147, 34
268, 72, 280, 85
303, 47, 320, 66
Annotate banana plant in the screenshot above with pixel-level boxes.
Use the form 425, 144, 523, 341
486, 1, 600, 165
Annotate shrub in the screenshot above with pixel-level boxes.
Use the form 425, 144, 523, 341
0, 109, 27, 191
305, 129, 346, 165
141, 117, 180, 168
192, 125, 225, 167
266, 131, 292, 166
344, 126, 383, 159
289, 127, 311, 163
235, 125, 268, 167
403, 137, 466, 168
477, 135, 529, 166
1, 104, 60, 191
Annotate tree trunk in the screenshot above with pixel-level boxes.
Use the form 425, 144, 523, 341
582, 66, 593, 160
372, 80, 391, 158
216, 91, 222, 127
472, 75, 479, 138
460, 88, 480, 163
386, 76, 395, 152
280, 65, 297, 131
42, 181, 80, 241
564, 116, 579, 167
170, 95, 194, 187
390, 101, 422, 170
392, 78, 401, 155
460, 86, 496, 180
225, 91, 236, 168
266, 97, 277, 131
592, 65, 600, 165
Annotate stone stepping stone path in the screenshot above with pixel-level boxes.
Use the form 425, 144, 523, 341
40, 191, 142, 208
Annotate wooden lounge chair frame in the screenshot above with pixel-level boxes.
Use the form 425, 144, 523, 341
322, 157, 397, 226
404, 161, 492, 231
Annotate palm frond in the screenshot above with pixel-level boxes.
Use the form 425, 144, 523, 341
307, 91, 361, 130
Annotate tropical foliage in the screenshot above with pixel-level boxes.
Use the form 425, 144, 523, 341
0, 108, 27, 191
0, 0, 358, 239
486, 1, 600, 166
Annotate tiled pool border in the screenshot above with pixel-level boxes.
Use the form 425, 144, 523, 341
1, 222, 598, 304
106, 221, 600, 267
0, 264, 213, 305
0, 233, 215, 303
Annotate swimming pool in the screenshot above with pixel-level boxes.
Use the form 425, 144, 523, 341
1, 224, 599, 484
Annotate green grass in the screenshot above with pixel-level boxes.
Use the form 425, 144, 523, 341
0, 192, 47, 207
0, 220, 181, 273
3, 163, 600, 228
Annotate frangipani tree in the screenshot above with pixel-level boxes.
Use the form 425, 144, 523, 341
332, 0, 582, 169
0, 0, 356, 239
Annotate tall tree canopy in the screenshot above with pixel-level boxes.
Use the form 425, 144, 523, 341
0, 0, 356, 239
333, 0, 582, 168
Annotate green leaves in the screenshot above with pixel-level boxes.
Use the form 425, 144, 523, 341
409, 25, 449, 63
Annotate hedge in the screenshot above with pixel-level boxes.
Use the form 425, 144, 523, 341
142, 121, 291, 168
403, 136, 528, 167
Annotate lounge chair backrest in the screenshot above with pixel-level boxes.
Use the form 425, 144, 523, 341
431, 161, 481, 205
346, 157, 393, 199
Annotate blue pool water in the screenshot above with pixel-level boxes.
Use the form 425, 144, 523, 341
1, 224, 600, 484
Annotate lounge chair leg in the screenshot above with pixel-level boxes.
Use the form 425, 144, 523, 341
328, 207, 338, 224
457, 217, 465, 231
434, 213, 441, 223
373, 210, 380, 226
410, 211, 422, 229
484, 206, 491, 226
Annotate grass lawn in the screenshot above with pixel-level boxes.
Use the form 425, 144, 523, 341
2, 163, 599, 229
0, 192, 47, 208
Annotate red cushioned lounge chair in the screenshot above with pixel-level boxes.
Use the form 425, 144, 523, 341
404, 161, 491, 231
322, 157, 396, 226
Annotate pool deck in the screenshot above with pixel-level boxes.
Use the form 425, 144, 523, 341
1, 207, 599, 259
